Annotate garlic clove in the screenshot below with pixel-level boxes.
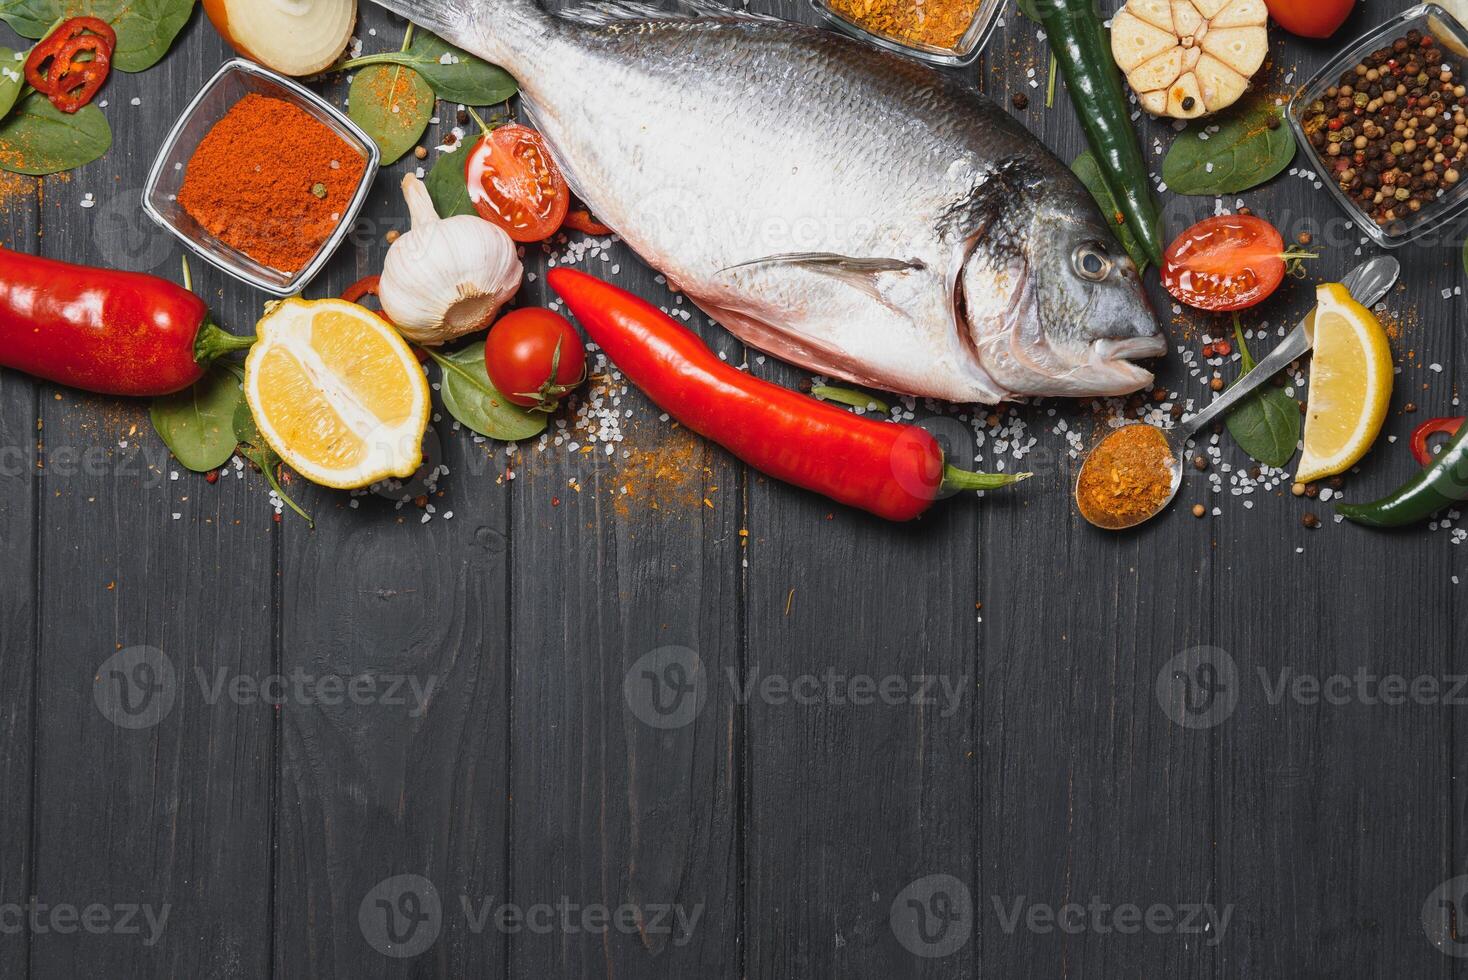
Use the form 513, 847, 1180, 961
378, 174, 524, 345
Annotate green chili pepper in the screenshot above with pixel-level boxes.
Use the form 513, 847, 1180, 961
1336, 423, 1468, 528
1036, 0, 1164, 265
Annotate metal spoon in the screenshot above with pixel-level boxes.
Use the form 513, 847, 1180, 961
1076, 256, 1401, 530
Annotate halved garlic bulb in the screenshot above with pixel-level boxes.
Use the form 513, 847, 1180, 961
1111, 0, 1268, 119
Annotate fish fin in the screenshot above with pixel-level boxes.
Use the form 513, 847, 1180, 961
719, 253, 925, 306
719, 252, 925, 277
556, 0, 784, 24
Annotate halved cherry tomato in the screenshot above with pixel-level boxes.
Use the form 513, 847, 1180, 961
1410, 417, 1465, 467
1162, 215, 1298, 312
1264, 0, 1353, 39
465, 125, 570, 243
484, 308, 586, 411
24, 17, 117, 114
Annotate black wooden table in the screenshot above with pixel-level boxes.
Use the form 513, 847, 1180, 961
1, 0, 1464, 976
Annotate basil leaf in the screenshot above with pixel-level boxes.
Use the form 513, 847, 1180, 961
1162, 104, 1296, 196
0, 92, 110, 174
150, 366, 244, 472
429, 341, 547, 441
0, 0, 196, 73
349, 63, 434, 166
426, 148, 475, 218
1072, 150, 1149, 273
363, 32, 518, 106
0, 49, 22, 123
1225, 320, 1301, 469
1014, 0, 1040, 20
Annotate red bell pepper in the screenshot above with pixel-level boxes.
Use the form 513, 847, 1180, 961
0, 247, 254, 397
547, 268, 1027, 521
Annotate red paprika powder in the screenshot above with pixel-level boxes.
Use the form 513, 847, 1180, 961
178, 94, 367, 274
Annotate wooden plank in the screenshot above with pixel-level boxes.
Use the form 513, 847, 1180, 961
24, 17, 276, 978
0, 99, 39, 980
1213, 236, 1455, 974
504, 256, 742, 974
972, 19, 1217, 979
272, 9, 513, 974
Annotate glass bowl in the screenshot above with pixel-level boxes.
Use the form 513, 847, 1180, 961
810, 0, 1003, 66
141, 58, 380, 297
1287, 4, 1468, 248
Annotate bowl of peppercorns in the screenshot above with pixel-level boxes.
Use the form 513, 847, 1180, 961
1289, 4, 1468, 246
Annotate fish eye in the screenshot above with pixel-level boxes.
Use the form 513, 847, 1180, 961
1072, 243, 1112, 282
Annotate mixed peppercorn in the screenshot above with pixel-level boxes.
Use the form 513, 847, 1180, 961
1302, 30, 1467, 232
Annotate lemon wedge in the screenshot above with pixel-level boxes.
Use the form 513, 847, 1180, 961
1296, 283, 1393, 484
244, 298, 430, 489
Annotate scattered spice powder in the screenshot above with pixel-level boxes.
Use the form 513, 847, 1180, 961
1076, 423, 1177, 529
828, 0, 984, 50
178, 94, 366, 274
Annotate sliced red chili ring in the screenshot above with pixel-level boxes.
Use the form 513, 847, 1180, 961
1410, 417, 1464, 467
341, 275, 383, 305
47, 37, 111, 114
24, 17, 116, 113
563, 208, 612, 236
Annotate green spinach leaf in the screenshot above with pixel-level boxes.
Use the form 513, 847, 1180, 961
425, 148, 475, 218
349, 63, 434, 166
1162, 103, 1296, 196
0, 0, 196, 73
232, 400, 313, 526
150, 366, 244, 472
1072, 150, 1149, 273
0, 92, 110, 174
427, 341, 547, 441
0, 48, 23, 123
1225, 318, 1301, 469
344, 32, 517, 106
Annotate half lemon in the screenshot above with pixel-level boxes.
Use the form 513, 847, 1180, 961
244, 298, 430, 489
1296, 283, 1393, 484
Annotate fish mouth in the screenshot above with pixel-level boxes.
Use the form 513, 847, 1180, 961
1072, 335, 1168, 395
1093, 335, 1168, 362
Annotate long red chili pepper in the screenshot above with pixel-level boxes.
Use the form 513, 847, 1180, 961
547, 268, 1027, 521
0, 248, 254, 396
1411, 417, 1465, 467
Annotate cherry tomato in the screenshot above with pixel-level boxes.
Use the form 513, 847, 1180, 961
1161, 215, 1288, 312
1264, 0, 1353, 39
485, 308, 586, 411
465, 125, 570, 243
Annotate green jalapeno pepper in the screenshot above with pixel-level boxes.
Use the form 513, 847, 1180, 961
1337, 423, 1468, 527
1036, 0, 1165, 264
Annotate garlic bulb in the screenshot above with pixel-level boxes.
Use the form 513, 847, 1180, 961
379, 174, 523, 345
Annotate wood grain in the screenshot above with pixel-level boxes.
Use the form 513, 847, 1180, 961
0, 149, 38, 980
1, 0, 1467, 975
